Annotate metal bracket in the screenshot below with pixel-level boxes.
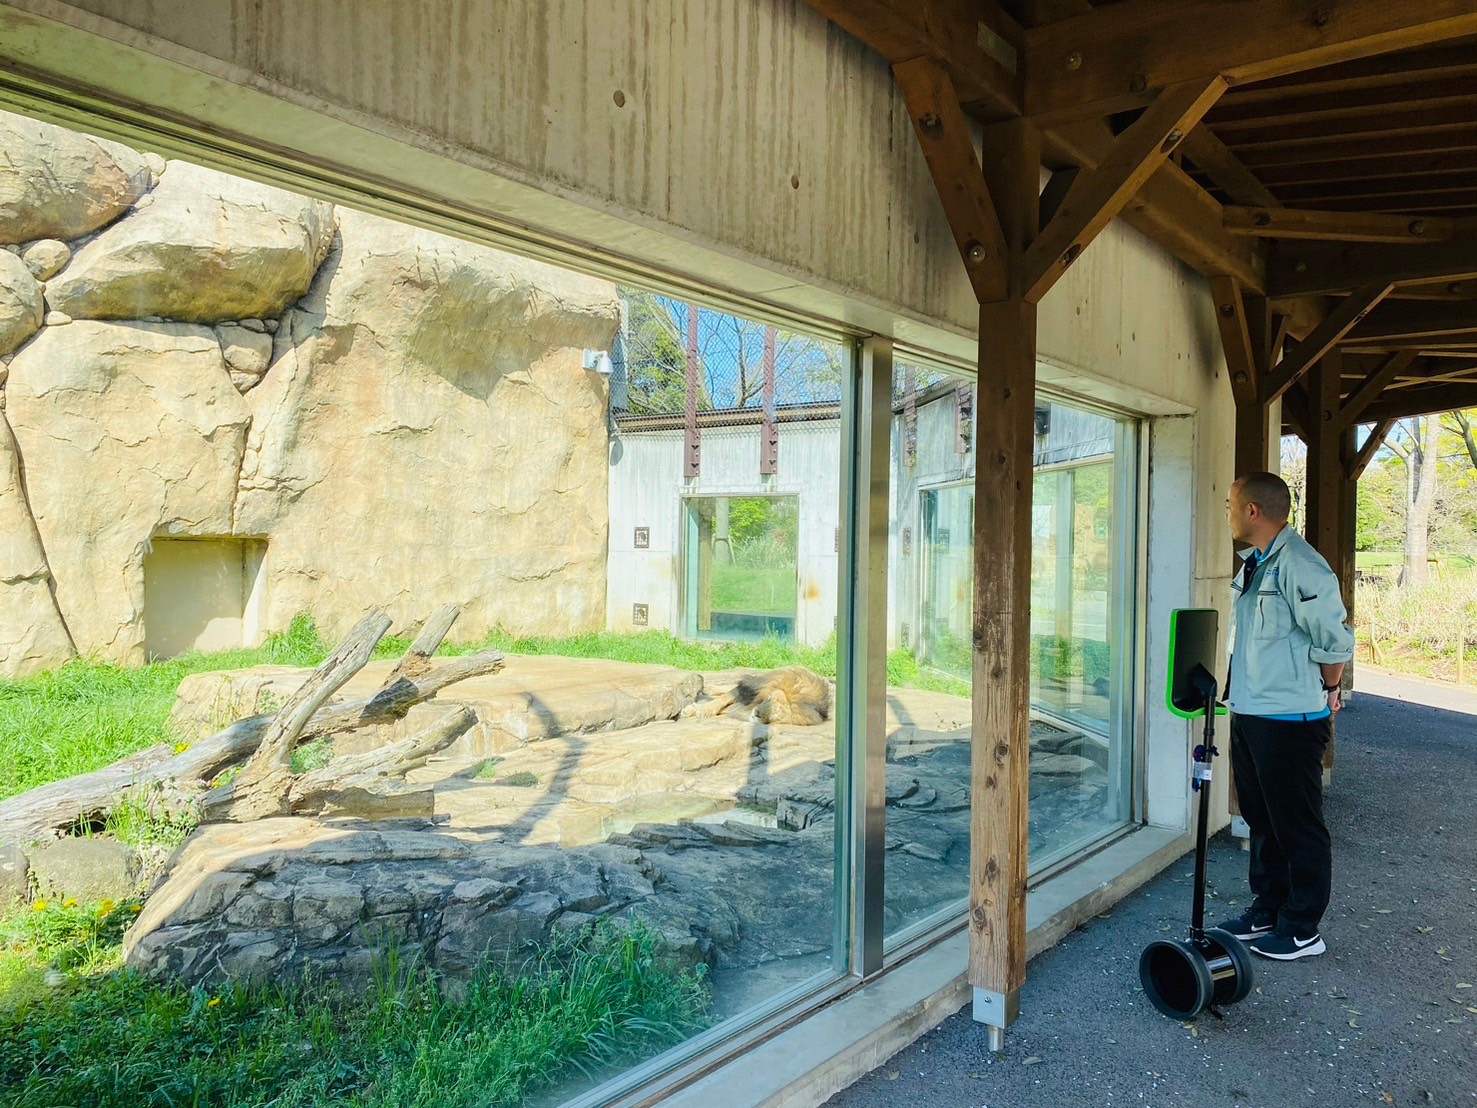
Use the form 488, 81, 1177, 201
972, 986, 1020, 1035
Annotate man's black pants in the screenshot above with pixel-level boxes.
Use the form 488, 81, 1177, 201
1229, 713, 1332, 929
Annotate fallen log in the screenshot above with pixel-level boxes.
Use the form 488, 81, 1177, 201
286, 705, 477, 820
0, 605, 503, 843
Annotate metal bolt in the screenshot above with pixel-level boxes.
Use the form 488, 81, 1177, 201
920, 112, 943, 136
1234, 371, 1249, 384
1219, 303, 1235, 317
1409, 219, 1427, 236
965, 240, 988, 264
1160, 129, 1183, 153
1295, 261, 1308, 274
1312, 7, 1332, 27
1129, 74, 1148, 93
1450, 283, 1465, 294
1060, 243, 1082, 268
1066, 52, 1083, 71
1253, 211, 1273, 227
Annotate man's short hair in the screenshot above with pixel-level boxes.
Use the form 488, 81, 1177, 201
1238, 471, 1291, 523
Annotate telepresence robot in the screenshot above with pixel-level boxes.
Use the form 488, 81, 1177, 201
1138, 608, 1254, 1020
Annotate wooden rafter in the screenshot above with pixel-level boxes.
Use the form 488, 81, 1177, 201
1345, 300, 1477, 342
894, 57, 1009, 304
1261, 284, 1394, 403
1381, 361, 1477, 388
1023, 0, 1477, 122
1212, 275, 1261, 401
1224, 206, 1455, 244
1180, 128, 1281, 207
801, 0, 1022, 118
1214, 275, 1275, 477
1268, 224, 1477, 297
1348, 418, 1397, 479
1049, 124, 1264, 290
1022, 78, 1227, 302
1359, 379, 1477, 421
1336, 350, 1419, 428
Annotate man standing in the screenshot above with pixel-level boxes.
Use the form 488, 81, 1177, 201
1217, 472, 1355, 961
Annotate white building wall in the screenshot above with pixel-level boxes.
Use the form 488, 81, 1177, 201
607, 421, 841, 649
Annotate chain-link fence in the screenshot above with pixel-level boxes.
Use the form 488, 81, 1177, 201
613, 289, 845, 418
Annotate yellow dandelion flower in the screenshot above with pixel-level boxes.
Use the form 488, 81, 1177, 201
63, 898, 77, 909
130, 903, 143, 913
32, 900, 48, 912
208, 997, 221, 1008
174, 742, 192, 755
100, 899, 117, 914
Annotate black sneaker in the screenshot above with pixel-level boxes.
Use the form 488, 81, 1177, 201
1216, 909, 1276, 941
1250, 924, 1325, 960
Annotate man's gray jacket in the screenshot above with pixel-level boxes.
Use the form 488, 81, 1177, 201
1228, 526, 1356, 717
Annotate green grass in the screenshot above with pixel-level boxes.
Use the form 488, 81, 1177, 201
0, 616, 970, 807
1357, 550, 1477, 573
0, 615, 335, 803
710, 565, 797, 616
0, 901, 709, 1108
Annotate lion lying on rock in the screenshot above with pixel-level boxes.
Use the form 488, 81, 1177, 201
681, 666, 834, 726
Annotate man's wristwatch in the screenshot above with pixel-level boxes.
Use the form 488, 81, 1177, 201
1322, 682, 1341, 692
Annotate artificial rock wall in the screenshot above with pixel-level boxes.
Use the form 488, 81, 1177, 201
0, 110, 619, 676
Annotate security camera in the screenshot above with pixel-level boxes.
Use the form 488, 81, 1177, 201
583, 349, 613, 376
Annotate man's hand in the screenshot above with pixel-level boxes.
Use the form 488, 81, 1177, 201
1327, 687, 1343, 714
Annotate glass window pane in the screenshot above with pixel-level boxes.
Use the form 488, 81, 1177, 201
885, 364, 1141, 939
0, 110, 854, 1107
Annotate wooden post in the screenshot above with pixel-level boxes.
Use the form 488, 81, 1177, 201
1338, 426, 1360, 704
1304, 351, 1344, 773
969, 118, 1039, 1041
684, 302, 701, 477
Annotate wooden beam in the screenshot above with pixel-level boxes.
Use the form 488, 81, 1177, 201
1347, 417, 1396, 479
1306, 351, 1345, 563
1210, 103, 1477, 150
1022, 78, 1227, 302
1208, 76, 1477, 130
1260, 284, 1394, 403
894, 58, 1009, 304
1180, 128, 1281, 207
1346, 300, 1477, 342
1224, 207, 1455, 245
802, 0, 1022, 119
1268, 224, 1477, 297
1253, 150, 1477, 189
1359, 380, 1477, 422
1213, 275, 1260, 403
1282, 380, 1311, 438
1384, 362, 1477, 388
1038, 166, 1080, 229
1336, 350, 1420, 429
1023, 0, 1477, 122
1235, 126, 1477, 170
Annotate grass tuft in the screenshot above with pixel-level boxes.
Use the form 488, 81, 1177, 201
0, 905, 709, 1108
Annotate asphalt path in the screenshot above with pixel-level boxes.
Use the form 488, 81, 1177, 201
827, 675, 1477, 1108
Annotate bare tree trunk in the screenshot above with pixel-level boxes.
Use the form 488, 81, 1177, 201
1405, 417, 1440, 586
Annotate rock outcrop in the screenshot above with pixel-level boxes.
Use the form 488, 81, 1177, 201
0, 250, 43, 356
235, 208, 617, 643
0, 110, 152, 242
5, 321, 252, 661
0, 114, 618, 674
0, 412, 74, 677
45, 161, 335, 323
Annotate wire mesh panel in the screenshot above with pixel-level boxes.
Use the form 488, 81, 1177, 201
614, 289, 845, 419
